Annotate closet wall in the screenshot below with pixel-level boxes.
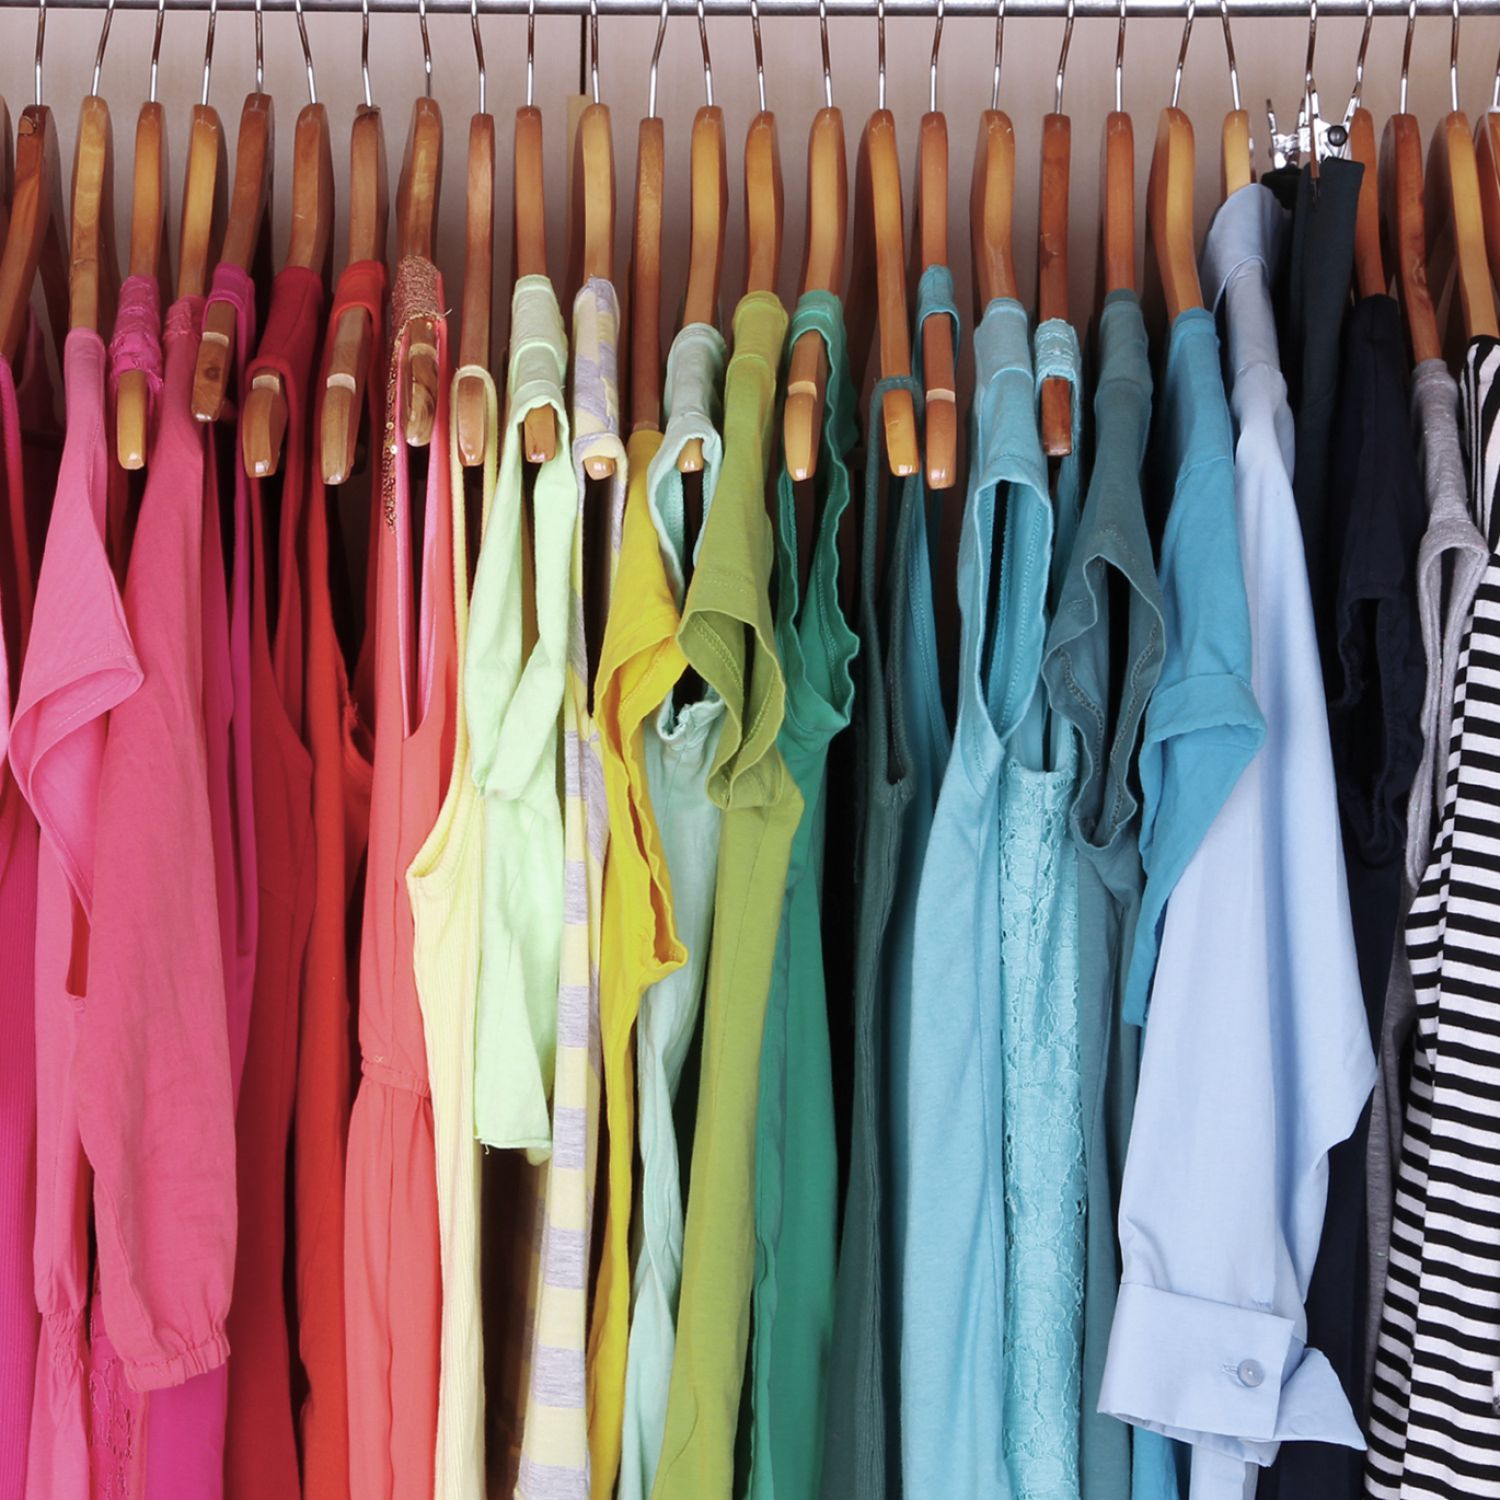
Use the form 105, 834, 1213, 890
12, 2, 1500, 353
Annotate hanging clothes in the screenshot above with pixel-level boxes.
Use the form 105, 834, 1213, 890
294, 257, 381, 1500
10, 318, 138, 1499
466, 274, 573, 1159
1102, 181, 1373, 1496
822, 265, 955, 1500
588, 423, 687, 1500
899, 293, 1050, 1497
223, 265, 321, 1500
617, 321, 728, 1500
1366, 336, 1500, 1499
515, 275, 626, 1500
406, 361, 496, 1500
652, 289, 799, 1500
746, 288, 858, 1500
1364, 355, 1489, 1386
344, 256, 451, 1500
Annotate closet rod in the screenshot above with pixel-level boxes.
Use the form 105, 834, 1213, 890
3, 0, 1495, 15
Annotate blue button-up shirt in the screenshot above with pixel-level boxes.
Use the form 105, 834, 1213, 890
1100, 184, 1377, 1498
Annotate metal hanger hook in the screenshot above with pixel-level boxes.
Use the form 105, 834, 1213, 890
1398, 0, 1415, 112
359, 0, 372, 105
254, 0, 264, 93
149, 0, 166, 102
1219, 0, 1240, 110
294, 0, 317, 104
201, 0, 218, 104
588, 0, 600, 103
1114, 0, 1126, 114
647, 0, 668, 115
750, 0, 766, 113
1054, 0, 1074, 114
877, 0, 886, 112
418, 0, 433, 99
1304, 0, 1320, 118
990, 0, 1005, 109
1347, 0, 1373, 118
1450, 0, 1460, 113
820, 0, 832, 108
470, 0, 486, 113
33, 0, 45, 106
525, 0, 535, 107
91, 0, 117, 97
697, 0, 714, 107
929, 0, 944, 115
1492, 32, 1500, 111
1171, 0, 1195, 110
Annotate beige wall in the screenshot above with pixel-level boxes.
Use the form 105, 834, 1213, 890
13, 2, 1500, 355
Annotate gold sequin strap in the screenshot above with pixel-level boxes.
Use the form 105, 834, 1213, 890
381, 254, 443, 527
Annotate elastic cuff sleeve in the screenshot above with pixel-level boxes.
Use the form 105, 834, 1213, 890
124, 1328, 230, 1393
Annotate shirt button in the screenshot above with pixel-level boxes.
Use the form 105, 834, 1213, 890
1237, 1360, 1264, 1389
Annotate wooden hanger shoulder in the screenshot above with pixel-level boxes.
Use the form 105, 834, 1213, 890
69, 92, 118, 338
0, 104, 65, 367
117, 97, 170, 470
1038, 109, 1072, 456
1383, 112, 1442, 364
1147, 105, 1203, 323
917, 109, 956, 489
513, 102, 556, 466
456, 109, 496, 468
629, 112, 665, 435
395, 93, 443, 447
970, 107, 1017, 315
677, 103, 727, 474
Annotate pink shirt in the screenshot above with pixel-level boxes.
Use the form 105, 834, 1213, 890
82, 294, 237, 1395
10, 327, 142, 1497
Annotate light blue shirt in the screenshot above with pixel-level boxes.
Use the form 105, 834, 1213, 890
1122, 306, 1264, 1027
1100, 183, 1377, 1498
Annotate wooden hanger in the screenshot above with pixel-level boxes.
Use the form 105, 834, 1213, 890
914, 15, 957, 490
1036, 11, 1074, 457
321, 99, 387, 484
1350, 107, 1386, 299
190, 89, 273, 422
1476, 101, 1500, 304
242, 93, 334, 478
676, 97, 727, 475
783, 99, 846, 483
742, 13, 783, 301
177, 95, 226, 303
970, 109, 1018, 313
1100, 6, 1135, 299
68, 92, 117, 338
394, 93, 442, 447
1148, 107, 1203, 321
455, 14, 495, 471
629, 41, 668, 436
569, 95, 617, 480
514, 98, 556, 465
0, 101, 15, 253
117, 51, 172, 470
1218, 4, 1253, 196
0, 9, 68, 372
1384, 115, 1443, 364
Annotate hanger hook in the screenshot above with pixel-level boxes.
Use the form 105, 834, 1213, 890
1054, 0, 1074, 114
1171, 0, 1195, 110
648, 0, 668, 117
526, 0, 535, 107
877, 0, 887, 112
990, 0, 1005, 109
1218, 0, 1240, 111
254, 0, 264, 93
697, 0, 714, 108
32, 0, 45, 107
1398, 0, 1415, 112
91, 0, 117, 97
929, 0, 944, 115
149, 0, 166, 103
820, 0, 832, 109
294, 0, 317, 105
588, 0, 600, 104
1450, 0, 1461, 113
1304, 0, 1320, 123
201, 0, 217, 105
470, 0, 485, 114
751, 0, 767, 113
418, 0, 433, 99
1347, 0, 1373, 118
357, 0, 371, 106
1114, 0, 1126, 115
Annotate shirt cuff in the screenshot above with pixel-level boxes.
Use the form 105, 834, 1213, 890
1099, 1282, 1365, 1465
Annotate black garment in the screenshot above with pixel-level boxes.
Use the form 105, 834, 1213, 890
1279, 159, 1365, 664
1259, 294, 1425, 1500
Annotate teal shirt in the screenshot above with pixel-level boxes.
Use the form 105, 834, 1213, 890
821, 264, 959, 1500
745, 291, 859, 1500
900, 297, 1051, 1497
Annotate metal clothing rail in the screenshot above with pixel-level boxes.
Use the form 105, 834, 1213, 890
4, 0, 1498, 15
